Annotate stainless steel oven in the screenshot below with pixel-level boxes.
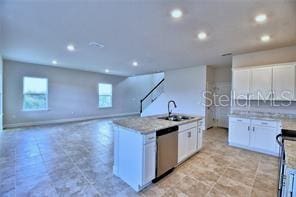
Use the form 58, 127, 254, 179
277, 130, 296, 197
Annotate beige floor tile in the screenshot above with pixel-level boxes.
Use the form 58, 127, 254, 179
1, 122, 279, 196
221, 167, 257, 187
214, 177, 253, 197
252, 172, 278, 193
251, 188, 277, 197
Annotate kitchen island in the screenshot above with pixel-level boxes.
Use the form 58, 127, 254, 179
112, 114, 204, 191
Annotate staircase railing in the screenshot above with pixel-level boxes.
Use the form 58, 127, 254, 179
140, 78, 165, 113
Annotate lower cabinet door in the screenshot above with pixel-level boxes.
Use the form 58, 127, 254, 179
229, 122, 250, 147
187, 127, 197, 155
197, 127, 203, 151
178, 131, 188, 163
250, 125, 277, 153
143, 142, 156, 185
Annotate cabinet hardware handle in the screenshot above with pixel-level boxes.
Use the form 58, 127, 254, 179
261, 122, 268, 125
148, 137, 154, 140
253, 127, 255, 132
188, 132, 191, 138
237, 119, 242, 122
248, 126, 250, 131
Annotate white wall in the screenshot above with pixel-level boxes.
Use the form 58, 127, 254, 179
231, 45, 296, 115
142, 66, 207, 118
0, 55, 3, 130
212, 66, 231, 128
205, 66, 215, 129
3, 60, 160, 128
232, 45, 296, 68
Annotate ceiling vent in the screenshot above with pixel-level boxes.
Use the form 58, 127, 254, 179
88, 42, 104, 48
221, 53, 232, 57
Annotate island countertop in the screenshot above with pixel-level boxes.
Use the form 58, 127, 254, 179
284, 140, 296, 169
112, 114, 203, 134
229, 113, 296, 131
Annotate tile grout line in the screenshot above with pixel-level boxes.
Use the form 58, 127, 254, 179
34, 134, 59, 195
248, 156, 261, 197
205, 163, 229, 196
14, 146, 16, 197
67, 145, 102, 195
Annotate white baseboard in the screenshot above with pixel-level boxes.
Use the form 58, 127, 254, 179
4, 112, 140, 129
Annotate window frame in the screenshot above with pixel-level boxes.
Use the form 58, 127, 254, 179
98, 83, 113, 108
22, 76, 49, 112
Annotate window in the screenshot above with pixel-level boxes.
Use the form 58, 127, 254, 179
98, 83, 112, 108
23, 77, 48, 111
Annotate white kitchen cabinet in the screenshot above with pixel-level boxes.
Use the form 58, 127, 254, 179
250, 125, 279, 154
228, 117, 281, 156
232, 69, 250, 99
178, 129, 188, 163
232, 61, 296, 101
250, 67, 273, 100
229, 118, 251, 147
143, 141, 156, 185
197, 125, 203, 151
273, 64, 295, 100
187, 127, 197, 156
178, 122, 200, 164
113, 126, 156, 192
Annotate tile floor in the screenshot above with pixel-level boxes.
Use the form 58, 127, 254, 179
0, 118, 278, 196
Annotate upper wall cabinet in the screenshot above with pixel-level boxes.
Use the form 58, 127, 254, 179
250, 67, 273, 100
273, 64, 295, 101
232, 62, 296, 101
232, 69, 250, 100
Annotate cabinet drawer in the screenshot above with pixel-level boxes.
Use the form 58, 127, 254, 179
252, 120, 277, 128
229, 117, 250, 124
179, 122, 198, 132
144, 132, 156, 144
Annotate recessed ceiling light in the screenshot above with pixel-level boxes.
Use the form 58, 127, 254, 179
198, 32, 207, 40
89, 42, 104, 48
132, 61, 139, 67
105, 69, 110, 73
52, 60, 57, 65
170, 9, 183, 19
261, 35, 270, 42
255, 14, 267, 23
67, 44, 75, 51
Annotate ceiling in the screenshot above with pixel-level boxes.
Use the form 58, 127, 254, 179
0, 0, 296, 76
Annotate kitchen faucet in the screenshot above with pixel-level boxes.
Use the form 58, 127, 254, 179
168, 100, 177, 117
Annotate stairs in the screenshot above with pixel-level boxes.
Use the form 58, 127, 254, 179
140, 78, 165, 114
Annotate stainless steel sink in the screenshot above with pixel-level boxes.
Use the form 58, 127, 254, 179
158, 115, 194, 121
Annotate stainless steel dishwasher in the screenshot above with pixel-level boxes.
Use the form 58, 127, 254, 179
153, 125, 178, 182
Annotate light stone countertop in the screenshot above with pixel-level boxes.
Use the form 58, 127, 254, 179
229, 113, 296, 131
284, 140, 296, 169
112, 114, 203, 134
